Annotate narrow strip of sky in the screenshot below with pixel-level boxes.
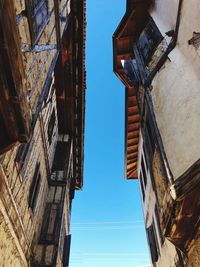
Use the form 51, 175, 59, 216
70, 1, 151, 267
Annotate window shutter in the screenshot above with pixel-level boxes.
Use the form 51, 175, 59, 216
63, 235, 71, 267
48, 109, 56, 144
29, 163, 41, 211
147, 224, 159, 263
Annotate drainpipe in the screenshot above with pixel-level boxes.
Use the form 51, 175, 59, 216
144, 0, 183, 87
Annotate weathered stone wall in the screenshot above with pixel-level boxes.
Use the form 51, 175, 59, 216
0, 9, 60, 257
0, 87, 58, 264
0, 0, 79, 266
15, 0, 58, 115
0, 208, 26, 267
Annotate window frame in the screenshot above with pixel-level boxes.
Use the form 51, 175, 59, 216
25, 0, 50, 45
146, 221, 160, 264
138, 18, 163, 64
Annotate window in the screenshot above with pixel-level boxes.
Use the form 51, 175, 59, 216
66, 0, 71, 15
52, 141, 71, 172
146, 222, 159, 263
141, 155, 147, 186
26, 0, 49, 44
48, 109, 56, 145
51, 140, 71, 183
139, 171, 145, 201
138, 18, 163, 64
139, 154, 148, 201
40, 203, 59, 244
29, 163, 41, 211
143, 104, 156, 166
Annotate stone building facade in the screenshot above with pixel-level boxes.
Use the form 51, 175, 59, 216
113, 0, 200, 266
0, 0, 86, 266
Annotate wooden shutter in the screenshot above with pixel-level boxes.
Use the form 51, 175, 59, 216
48, 109, 56, 144
146, 224, 159, 263
29, 163, 41, 211
63, 235, 71, 267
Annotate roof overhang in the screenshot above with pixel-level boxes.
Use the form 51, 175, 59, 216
125, 87, 140, 179
73, 0, 86, 190
113, 1, 151, 179
54, 0, 86, 190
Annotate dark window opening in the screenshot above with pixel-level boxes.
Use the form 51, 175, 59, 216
52, 141, 71, 171
143, 103, 156, 167
29, 163, 41, 211
138, 18, 163, 64
48, 109, 56, 145
63, 235, 71, 267
141, 155, 147, 187
139, 171, 145, 201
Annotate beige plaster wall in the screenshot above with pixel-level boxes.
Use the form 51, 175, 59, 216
151, 0, 179, 36
151, 0, 200, 179
156, 240, 178, 267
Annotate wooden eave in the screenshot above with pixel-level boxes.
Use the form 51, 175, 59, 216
125, 87, 140, 179
113, 1, 150, 84
0, 0, 31, 155
54, 0, 86, 190
72, 0, 86, 190
113, 1, 150, 179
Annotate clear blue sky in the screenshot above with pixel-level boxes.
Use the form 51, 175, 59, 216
70, 1, 151, 267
